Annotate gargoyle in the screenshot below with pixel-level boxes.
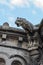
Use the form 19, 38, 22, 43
15, 17, 34, 33
15, 17, 43, 65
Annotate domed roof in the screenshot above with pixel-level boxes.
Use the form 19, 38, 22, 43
3, 22, 9, 29
3, 22, 9, 26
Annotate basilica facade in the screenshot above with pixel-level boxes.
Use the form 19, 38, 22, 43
0, 18, 43, 65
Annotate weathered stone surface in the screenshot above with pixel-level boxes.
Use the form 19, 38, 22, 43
0, 18, 43, 65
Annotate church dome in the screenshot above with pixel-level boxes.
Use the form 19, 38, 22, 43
3, 22, 9, 29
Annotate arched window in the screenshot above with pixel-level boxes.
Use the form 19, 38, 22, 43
11, 60, 22, 65
0, 58, 5, 65
11, 55, 27, 65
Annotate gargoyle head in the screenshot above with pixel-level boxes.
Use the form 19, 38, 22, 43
15, 17, 23, 27
15, 17, 34, 33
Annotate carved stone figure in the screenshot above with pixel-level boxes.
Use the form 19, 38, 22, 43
15, 17, 43, 65
15, 17, 34, 33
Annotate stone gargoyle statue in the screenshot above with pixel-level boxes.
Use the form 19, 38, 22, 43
15, 17, 34, 33
15, 17, 43, 65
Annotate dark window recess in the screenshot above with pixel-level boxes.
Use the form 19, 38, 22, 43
18, 37, 23, 47
11, 60, 22, 65
0, 58, 5, 65
18, 41, 22, 47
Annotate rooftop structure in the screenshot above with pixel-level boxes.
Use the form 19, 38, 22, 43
0, 18, 43, 65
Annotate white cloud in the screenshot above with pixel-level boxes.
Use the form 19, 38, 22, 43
0, 0, 43, 10
0, 0, 7, 5
0, 0, 9, 8
9, 0, 30, 7
32, 0, 43, 9
0, 0, 30, 8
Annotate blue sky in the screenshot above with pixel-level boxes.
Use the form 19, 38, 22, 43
0, 0, 43, 27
